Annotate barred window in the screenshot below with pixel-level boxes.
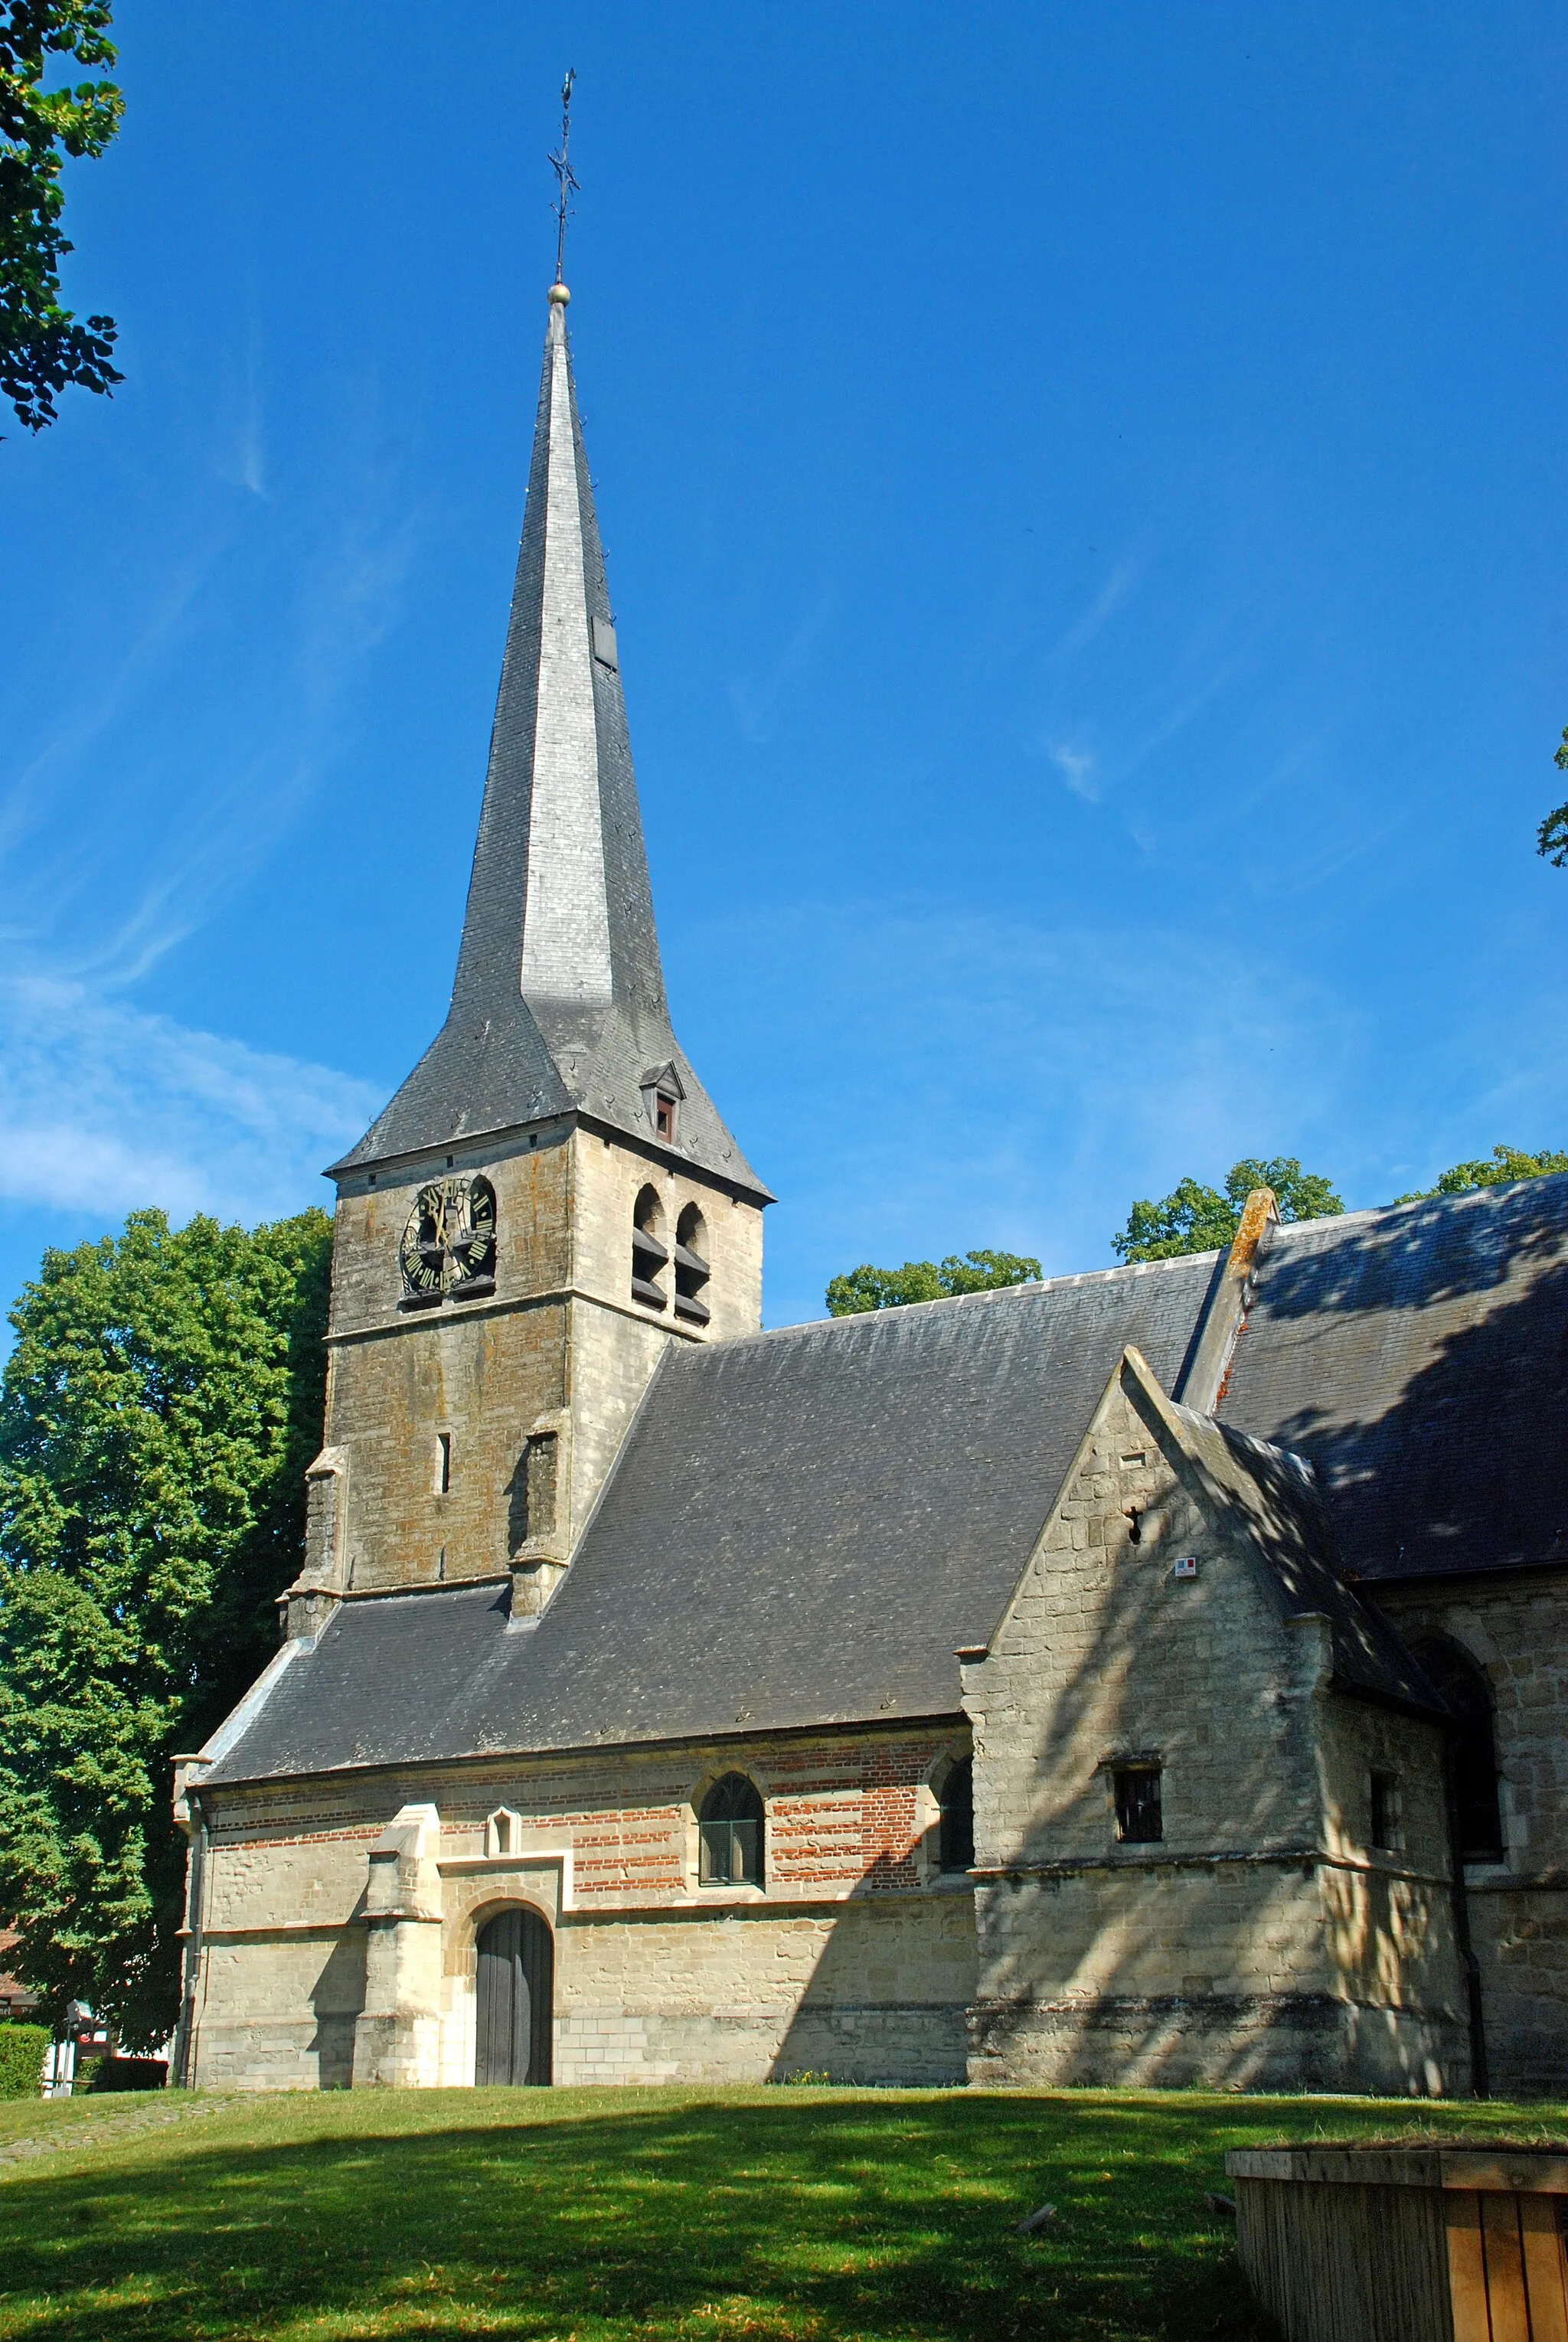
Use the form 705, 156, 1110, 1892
698, 1772, 763, 1886
1113, 1765, 1162, 1844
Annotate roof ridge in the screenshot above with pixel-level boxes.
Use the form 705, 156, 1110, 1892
1267, 1169, 1568, 1246
711, 1246, 1223, 1353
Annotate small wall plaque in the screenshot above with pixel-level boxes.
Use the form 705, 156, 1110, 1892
1172, 1555, 1198, 1580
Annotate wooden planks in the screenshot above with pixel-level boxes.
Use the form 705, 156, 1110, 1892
1480, 2191, 1530, 2342
1444, 2193, 1489, 2342
1521, 2195, 1568, 2342
1233, 2157, 1568, 2342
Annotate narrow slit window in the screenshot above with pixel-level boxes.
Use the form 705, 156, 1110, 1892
939, 1756, 975, 1873
1370, 1771, 1402, 1852
655, 1091, 677, 1141
1113, 1765, 1162, 1844
437, 1432, 452, 1494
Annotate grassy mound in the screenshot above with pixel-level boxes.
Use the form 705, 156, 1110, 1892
0, 2084, 1561, 2341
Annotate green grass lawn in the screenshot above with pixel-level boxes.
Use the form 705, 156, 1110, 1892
0, 2085, 1565, 2342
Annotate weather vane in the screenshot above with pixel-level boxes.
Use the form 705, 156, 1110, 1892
548, 67, 578, 287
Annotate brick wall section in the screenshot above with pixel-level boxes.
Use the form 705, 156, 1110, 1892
185, 1721, 973, 2092
1376, 1571, 1568, 2098
961, 1360, 1469, 2095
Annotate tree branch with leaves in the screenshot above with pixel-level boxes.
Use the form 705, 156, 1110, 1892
1, 0, 122, 433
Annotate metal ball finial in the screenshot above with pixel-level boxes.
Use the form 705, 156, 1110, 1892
549, 282, 570, 305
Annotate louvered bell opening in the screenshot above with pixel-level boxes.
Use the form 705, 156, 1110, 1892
632, 1226, 668, 1268
674, 1238, 710, 1325
631, 1272, 667, 1310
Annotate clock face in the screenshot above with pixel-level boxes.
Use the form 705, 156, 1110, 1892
400, 1176, 496, 1298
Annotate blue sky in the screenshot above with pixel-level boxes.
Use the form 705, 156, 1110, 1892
2, 2, 1566, 1337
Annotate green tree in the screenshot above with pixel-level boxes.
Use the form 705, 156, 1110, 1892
2, 1, 122, 433
825, 1249, 1042, 1317
1392, 1145, 1568, 1204
1537, 727, 1568, 868
0, 1206, 332, 2044
1112, 1157, 1344, 1265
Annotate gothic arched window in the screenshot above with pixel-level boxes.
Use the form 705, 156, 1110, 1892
939, 1755, 975, 1873
631, 1185, 668, 1311
674, 1201, 711, 1327
1411, 1635, 1504, 1862
698, 1772, 763, 1886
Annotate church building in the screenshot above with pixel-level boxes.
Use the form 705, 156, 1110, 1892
172, 277, 1568, 2099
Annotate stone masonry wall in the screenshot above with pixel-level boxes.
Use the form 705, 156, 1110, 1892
315, 1121, 764, 1599
962, 1366, 1468, 2094
1376, 1570, 1568, 2098
185, 1721, 974, 2092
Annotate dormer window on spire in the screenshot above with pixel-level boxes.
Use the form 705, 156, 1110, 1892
640, 1062, 685, 1148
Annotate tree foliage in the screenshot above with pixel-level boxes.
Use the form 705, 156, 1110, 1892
1537, 727, 1568, 869
1392, 1145, 1568, 1205
1, 0, 122, 432
0, 1207, 332, 2044
1112, 1157, 1345, 1265
825, 1249, 1042, 1317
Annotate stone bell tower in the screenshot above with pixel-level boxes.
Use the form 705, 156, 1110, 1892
282, 279, 769, 1632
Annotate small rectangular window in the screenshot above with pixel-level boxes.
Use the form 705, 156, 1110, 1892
1370, 1770, 1401, 1852
436, 1432, 452, 1494
1113, 1765, 1162, 1844
655, 1093, 676, 1140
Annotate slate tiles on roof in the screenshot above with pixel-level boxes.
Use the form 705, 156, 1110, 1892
332, 299, 763, 1194
204, 1255, 1219, 1783
1218, 1171, 1568, 1582
202, 1176, 1568, 1785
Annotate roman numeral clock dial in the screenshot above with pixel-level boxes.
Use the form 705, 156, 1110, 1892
399, 1175, 496, 1302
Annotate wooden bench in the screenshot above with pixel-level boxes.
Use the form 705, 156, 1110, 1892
1225, 2144, 1568, 2342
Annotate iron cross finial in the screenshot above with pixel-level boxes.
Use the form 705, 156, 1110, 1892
548, 67, 579, 287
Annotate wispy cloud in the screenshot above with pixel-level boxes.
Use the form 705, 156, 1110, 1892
727, 584, 837, 743
1, 377, 421, 990
1050, 742, 1100, 801
1044, 559, 1139, 667
671, 893, 1359, 1327
0, 371, 417, 1278
0, 976, 381, 1225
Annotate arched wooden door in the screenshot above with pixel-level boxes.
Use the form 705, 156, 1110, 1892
475, 1906, 554, 2086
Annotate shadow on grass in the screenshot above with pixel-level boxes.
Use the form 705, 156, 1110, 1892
0, 2089, 1281, 2342
16, 2080, 1560, 2342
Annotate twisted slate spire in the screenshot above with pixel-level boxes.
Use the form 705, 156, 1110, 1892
333, 288, 767, 1196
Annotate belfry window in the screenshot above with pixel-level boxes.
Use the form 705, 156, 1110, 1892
698, 1773, 764, 1887
631, 1186, 668, 1311
1410, 1635, 1504, 1862
673, 1202, 711, 1328
939, 1756, 975, 1873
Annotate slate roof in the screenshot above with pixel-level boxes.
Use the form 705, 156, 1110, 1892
331, 296, 766, 1197
202, 1253, 1220, 1782
1218, 1172, 1568, 1582
202, 1174, 1568, 1785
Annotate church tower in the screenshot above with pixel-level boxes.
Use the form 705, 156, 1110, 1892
285, 279, 769, 1631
